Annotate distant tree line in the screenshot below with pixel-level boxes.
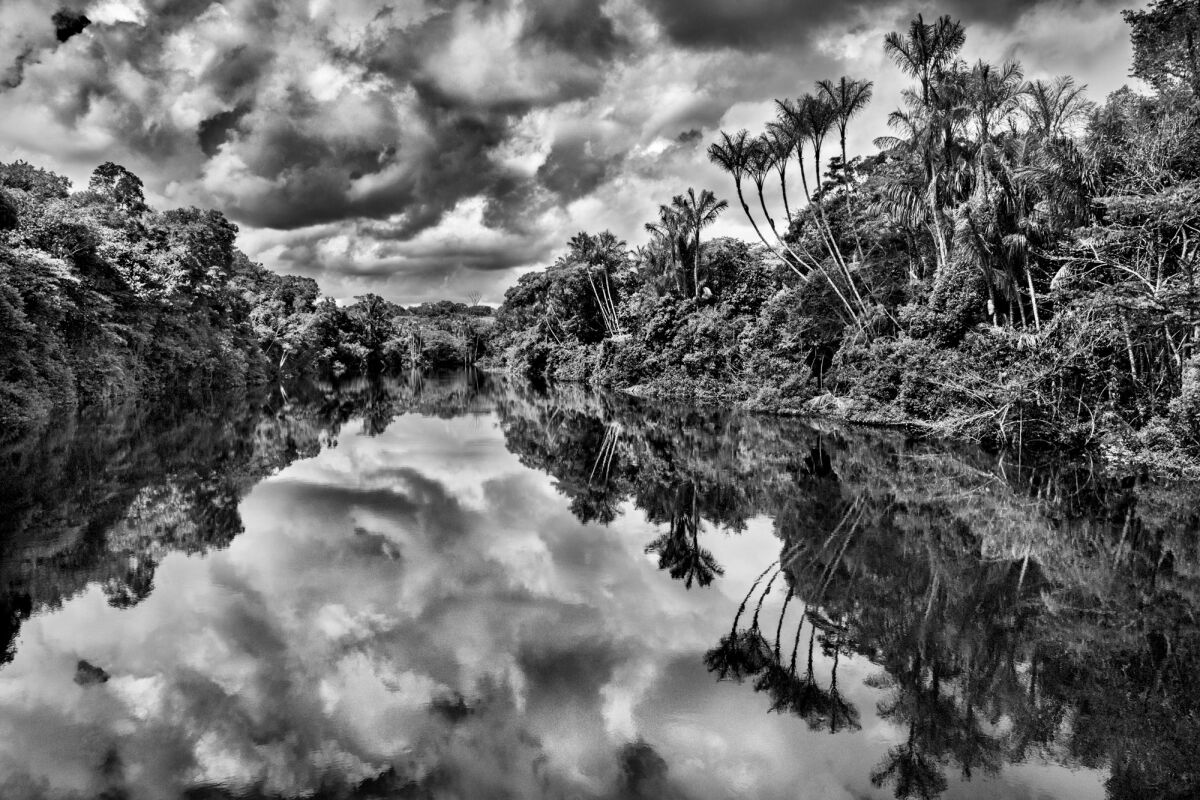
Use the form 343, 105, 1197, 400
0, 162, 493, 427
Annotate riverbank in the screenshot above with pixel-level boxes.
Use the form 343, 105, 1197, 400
481, 6, 1200, 483
543, 369, 1200, 480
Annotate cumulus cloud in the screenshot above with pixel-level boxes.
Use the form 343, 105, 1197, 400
0, 0, 1136, 301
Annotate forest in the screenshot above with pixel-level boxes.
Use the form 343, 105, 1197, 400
5, 1, 1200, 469
488, 1, 1200, 467
0, 163, 492, 427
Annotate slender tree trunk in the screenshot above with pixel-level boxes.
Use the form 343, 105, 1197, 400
1025, 253, 1041, 331
777, 167, 793, 226
812, 143, 869, 318
736, 180, 790, 268
1008, 262, 1027, 328
927, 177, 949, 278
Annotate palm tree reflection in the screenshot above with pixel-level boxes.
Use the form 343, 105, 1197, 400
645, 483, 724, 589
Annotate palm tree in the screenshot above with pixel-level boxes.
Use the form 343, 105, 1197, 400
769, 96, 871, 327
964, 60, 1025, 192
707, 130, 770, 252
884, 14, 967, 278
1022, 76, 1093, 140
817, 77, 875, 256
645, 486, 725, 587
746, 135, 783, 241
567, 231, 626, 336
645, 204, 687, 295
765, 120, 798, 224
673, 188, 729, 300
817, 76, 875, 191
883, 14, 966, 108
802, 93, 869, 314
801, 93, 837, 198
775, 98, 814, 201
996, 78, 1095, 330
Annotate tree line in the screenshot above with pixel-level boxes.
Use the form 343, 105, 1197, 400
0, 162, 494, 428
490, 0, 1200, 463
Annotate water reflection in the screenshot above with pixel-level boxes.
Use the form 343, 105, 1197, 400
497, 382, 1200, 800
0, 372, 1195, 799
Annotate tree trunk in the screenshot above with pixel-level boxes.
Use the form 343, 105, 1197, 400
1025, 253, 1041, 331
927, 178, 949, 278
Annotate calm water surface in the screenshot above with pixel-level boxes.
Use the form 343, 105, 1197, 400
1, 372, 1197, 800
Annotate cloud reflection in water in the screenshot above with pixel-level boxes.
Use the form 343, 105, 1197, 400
0, 408, 1107, 800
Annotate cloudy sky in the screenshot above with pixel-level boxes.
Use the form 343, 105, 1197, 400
0, 0, 1140, 303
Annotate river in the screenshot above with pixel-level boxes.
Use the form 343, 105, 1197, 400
0, 370, 1196, 800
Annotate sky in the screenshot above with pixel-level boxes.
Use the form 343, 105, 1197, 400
0, 0, 1143, 303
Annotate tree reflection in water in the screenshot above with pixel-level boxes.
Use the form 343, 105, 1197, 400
0, 369, 495, 667
1, 374, 1198, 799
494, 380, 1200, 800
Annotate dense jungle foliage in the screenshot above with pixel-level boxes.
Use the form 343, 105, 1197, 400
0, 163, 492, 427
488, 2, 1200, 464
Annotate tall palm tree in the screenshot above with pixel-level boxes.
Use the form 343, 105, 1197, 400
772, 95, 871, 327
964, 60, 1025, 191
801, 93, 869, 312
817, 76, 875, 191
645, 204, 687, 295
746, 135, 782, 241
884, 14, 967, 278
567, 230, 626, 336
817, 76, 875, 255
775, 98, 814, 201
674, 188, 729, 300
707, 130, 776, 258
883, 14, 966, 108
801, 93, 838, 199
765, 120, 798, 225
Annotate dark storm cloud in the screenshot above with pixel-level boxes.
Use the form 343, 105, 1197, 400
642, 0, 1127, 50
202, 44, 276, 104
536, 135, 625, 202
51, 10, 91, 42
520, 0, 630, 64
274, 230, 554, 281
0, 0, 631, 236
197, 105, 251, 158
641, 0, 873, 49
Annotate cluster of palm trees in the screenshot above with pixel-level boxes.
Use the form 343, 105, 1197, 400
642, 187, 728, 301
708, 76, 878, 332
706, 13, 1099, 336
705, 558, 861, 735
874, 14, 1095, 329
564, 230, 628, 337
